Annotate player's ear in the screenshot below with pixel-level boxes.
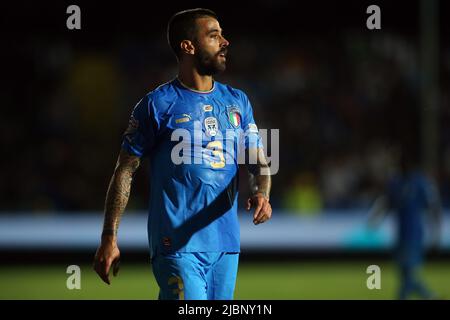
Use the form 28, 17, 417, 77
180, 40, 195, 56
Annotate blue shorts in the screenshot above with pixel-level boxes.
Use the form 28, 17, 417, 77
151, 252, 239, 300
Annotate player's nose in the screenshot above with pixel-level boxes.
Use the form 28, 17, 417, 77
221, 36, 230, 48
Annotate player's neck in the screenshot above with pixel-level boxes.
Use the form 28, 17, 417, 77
177, 67, 214, 92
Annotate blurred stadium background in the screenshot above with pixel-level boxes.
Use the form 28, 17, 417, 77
1, 0, 450, 299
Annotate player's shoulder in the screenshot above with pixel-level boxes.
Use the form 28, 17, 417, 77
215, 81, 250, 102
145, 79, 177, 101
141, 79, 179, 112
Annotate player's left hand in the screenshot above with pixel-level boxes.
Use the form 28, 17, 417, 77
246, 193, 272, 225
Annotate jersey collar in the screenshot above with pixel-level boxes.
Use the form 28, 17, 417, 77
176, 77, 215, 94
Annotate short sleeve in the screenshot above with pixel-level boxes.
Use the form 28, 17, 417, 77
121, 95, 157, 157
240, 92, 263, 149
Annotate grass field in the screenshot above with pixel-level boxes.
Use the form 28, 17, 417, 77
1, 261, 449, 299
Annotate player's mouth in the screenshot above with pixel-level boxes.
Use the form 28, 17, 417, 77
218, 49, 227, 60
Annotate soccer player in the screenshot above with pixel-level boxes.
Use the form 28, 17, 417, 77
368, 145, 441, 299
93, 8, 272, 300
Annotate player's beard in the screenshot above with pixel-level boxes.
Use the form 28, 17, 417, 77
195, 46, 227, 76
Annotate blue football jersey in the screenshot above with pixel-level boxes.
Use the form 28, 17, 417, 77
121, 78, 262, 257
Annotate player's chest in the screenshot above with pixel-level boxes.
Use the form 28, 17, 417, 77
164, 98, 244, 137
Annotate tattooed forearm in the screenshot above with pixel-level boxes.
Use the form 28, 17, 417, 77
248, 174, 271, 198
102, 150, 141, 237
247, 148, 272, 199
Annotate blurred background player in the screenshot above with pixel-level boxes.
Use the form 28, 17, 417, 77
368, 143, 442, 299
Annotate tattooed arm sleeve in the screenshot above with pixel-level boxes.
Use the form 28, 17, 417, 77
102, 149, 141, 237
247, 148, 272, 199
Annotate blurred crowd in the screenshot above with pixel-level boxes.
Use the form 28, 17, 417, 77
2, 30, 450, 214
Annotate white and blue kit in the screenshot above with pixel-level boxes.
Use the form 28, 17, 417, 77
121, 78, 262, 299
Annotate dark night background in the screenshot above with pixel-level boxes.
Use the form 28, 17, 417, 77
2, 0, 449, 213
1, 0, 450, 300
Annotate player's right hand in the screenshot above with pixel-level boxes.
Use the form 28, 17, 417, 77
93, 236, 121, 285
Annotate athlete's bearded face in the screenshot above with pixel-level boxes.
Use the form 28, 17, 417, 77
193, 18, 229, 76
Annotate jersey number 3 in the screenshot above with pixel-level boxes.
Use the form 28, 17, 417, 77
206, 141, 225, 169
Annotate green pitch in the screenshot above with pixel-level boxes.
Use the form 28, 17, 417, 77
1, 261, 449, 299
